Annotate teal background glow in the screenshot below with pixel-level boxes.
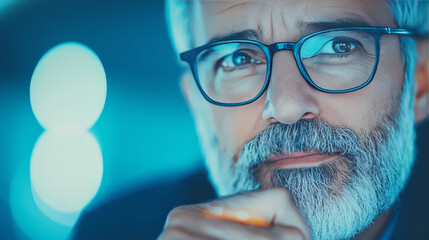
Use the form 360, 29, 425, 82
0, 0, 202, 238
1, 1, 428, 239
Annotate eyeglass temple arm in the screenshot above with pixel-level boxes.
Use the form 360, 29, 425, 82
387, 27, 428, 38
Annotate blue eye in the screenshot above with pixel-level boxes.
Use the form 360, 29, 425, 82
301, 36, 364, 60
221, 50, 254, 68
320, 38, 358, 55
233, 51, 252, 65
331, 39, 355, 53
217, 49, 265, 73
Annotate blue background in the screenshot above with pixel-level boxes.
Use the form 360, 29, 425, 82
0, 0, 203, 238
0, 1, 428, 239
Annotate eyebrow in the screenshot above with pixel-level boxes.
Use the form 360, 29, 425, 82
207, 29, 262, 44
298, 17, 373, 35
206, 17, 373, 45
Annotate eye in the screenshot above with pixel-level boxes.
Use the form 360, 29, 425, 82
319, 38, 358, 55
332, 39, 355, 53
221, 50, 258, 69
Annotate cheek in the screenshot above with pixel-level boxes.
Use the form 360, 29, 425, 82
318, 40, 404, 133
368, 38, 404, 117
210, 97, 266, 158
188, 77, 262, 161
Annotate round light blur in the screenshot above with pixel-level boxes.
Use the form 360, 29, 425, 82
10, 162, 72, 240
30, 42, 107, 136
32, 184, 80, 227
30, 131, 103, 213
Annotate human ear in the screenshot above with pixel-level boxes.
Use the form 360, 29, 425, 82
414, 38, 429, 123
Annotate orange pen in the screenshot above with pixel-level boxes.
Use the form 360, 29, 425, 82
201, 207, 272, 228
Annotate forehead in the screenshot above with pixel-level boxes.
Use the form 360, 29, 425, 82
192, 0, 396, 46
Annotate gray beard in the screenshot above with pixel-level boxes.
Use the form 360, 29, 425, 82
199, 40, 417, 240
201, 80, 415, 240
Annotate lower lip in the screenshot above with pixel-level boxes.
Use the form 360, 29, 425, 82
266, 154, 336, 169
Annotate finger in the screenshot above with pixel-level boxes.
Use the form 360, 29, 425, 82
163, 189, 311, 239
271, 224, 308, 240
168, 208, 305, 240
201, 207, 271, 227
201, 188, 311, 240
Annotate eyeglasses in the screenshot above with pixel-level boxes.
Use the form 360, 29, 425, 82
180, 27, 416, 107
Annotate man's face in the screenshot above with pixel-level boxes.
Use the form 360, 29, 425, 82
183, 0, 415, 239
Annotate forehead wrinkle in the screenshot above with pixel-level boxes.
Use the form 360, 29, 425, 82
201, 0, 254, 16
269, 4, 274, 41
215, 1, 250, 14
199, 0, 396, 46
259, 1, 298, 43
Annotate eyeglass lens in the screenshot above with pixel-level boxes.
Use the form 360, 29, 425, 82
195, 30, 377, 104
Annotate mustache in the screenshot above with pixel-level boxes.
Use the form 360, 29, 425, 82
237, 119, 365, 169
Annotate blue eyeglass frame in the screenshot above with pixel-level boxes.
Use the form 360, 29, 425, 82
180, 27, 416, 107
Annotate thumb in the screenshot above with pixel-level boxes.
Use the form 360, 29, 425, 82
202, 188, 311, 240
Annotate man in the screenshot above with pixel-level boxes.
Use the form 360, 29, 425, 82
71, 1, 428, 239
159, 0, 428, 239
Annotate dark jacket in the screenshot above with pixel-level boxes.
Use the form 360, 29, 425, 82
71, 122, 429, 240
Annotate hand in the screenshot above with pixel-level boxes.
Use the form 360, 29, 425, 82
158, 188, 311, 240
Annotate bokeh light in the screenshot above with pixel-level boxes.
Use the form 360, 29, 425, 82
30, 131, 103, 214
27, 42, 106, 230
10, 161, 72, 240
32, 185, 80, 227
30, 42, 107, 136
1, 2, 203, 238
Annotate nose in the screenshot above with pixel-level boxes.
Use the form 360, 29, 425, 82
263, 51, 321, 124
